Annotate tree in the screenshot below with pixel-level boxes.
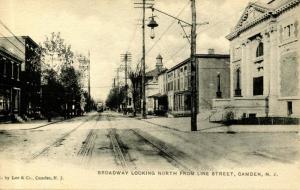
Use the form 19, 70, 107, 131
39, 32, 81, 118
129, 71, 142, 116
105, 86, 127, 110
59, 65, 83, 116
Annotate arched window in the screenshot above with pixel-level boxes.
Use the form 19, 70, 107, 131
256, 42, 264, 57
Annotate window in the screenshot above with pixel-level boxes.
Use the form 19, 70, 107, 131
256, 42, 263, 57
174, 80, 177, 91
287, 101, 293, 116
234, 68, 242, 96
253, 76, 263, 95
184, 77, 188, 90
0, 60, 4, 76
14, 64, 18, 81
6, 61, 11, 79
168, 82, 173, 91
128, 98, 131, 106
283, 23, 295, 40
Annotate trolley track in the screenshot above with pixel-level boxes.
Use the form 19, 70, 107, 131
25, 114, 99, 163
130, 129, 193, 172
104, 112, 192, 172
105, 113, 134, 170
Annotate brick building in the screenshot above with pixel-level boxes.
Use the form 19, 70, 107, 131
0, 36, 41, 119
167, 50, 230, 116
0, 47, 22, 121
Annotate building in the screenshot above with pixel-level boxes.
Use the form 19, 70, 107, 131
167, 50, 230, 116
0, 46, 22, 121
213, 0, 300, 120
145, 54, 167, 114
73, 53, 90, 111
0, 36, 41, 119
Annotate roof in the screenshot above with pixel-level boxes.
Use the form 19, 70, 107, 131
21, 36, 39, 47
167, 54, 230, 72
227, 0, 300, 40
0, 46, 23, 62
156, 54, 162, 59
146, 67, 167, 77
158, 68, 168, 76
0, 36, 39, 48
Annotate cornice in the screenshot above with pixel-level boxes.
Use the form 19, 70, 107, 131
227, 0, 300, 41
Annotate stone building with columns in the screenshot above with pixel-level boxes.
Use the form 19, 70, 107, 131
212, 0, 300, 119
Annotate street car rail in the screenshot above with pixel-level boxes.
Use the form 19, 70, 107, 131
130, 129, 193, 172
108, 128, 129, 169
26, 114, 100, 162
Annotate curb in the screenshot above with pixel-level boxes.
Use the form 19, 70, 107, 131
21, 119, 67, 130
135, 117, 299, 133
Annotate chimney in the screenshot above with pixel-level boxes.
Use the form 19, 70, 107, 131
156, 54, 163, 71
208, 48, 215, 54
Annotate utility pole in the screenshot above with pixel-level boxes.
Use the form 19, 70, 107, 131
121, 52, 131, 110
134, 0, 154, 118
142, 0, 147, 119
190, 0, 197, 131
88, 51, 91, 112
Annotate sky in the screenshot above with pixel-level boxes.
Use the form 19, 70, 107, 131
0, 0, 255, 101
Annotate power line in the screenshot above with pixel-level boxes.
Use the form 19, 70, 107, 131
0, 32, 25, 54
134, 0, 190, 72
165, 0, 260, 64
0, 19, 26, 48
145, 0, 190, 55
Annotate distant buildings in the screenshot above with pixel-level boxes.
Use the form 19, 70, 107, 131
145, 54, 167, 114
213, 0, 300, 119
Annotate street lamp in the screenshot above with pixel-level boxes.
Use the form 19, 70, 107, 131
146, 2, 199, 131
147, 8, 158, 39
147, 16, 158, 39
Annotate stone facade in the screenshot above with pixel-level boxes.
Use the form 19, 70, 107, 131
213, 0, 300, 119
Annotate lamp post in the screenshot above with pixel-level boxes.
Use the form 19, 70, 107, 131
146, 0, 202, 131
147, 15, 158, 39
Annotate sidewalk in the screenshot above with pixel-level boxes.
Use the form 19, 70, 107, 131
0, 117, 66, 130
139, 116, 300, 133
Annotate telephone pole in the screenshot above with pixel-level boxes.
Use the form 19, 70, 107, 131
134, 0, 154, 119
137, 0, 205, 131
121, 52, 131, 109
190, 0, 197, 131
141, 0, 147, 118
88, 51, 91, 112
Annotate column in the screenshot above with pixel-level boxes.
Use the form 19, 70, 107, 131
241, 40, 247, 97
268, 23, 279, 116
3, 58, 7, 77
11, 61, 14, 79
262, 31, 271, 96
246, 39, 254, 97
